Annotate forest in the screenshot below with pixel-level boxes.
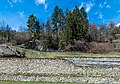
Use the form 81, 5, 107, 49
0, 5, 120, 53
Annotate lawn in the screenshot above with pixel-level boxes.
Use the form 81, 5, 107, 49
11, 46, 120, 58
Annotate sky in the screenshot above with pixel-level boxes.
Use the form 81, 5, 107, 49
0, 0, 120, 30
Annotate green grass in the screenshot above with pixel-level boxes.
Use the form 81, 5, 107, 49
0, 72, 120, 77
0, 80, 79, 84
11, 46, 120, 58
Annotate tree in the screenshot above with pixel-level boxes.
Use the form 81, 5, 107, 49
0, 21, 11, 42
5, 24, 11, 42
89, 23, 98, 41
79, 7, 89, 41
45, 18, 52, 49
27, 14, 40, 38
27, 14, 36, 33
58, 8, 65, 32
52, 5, 65, 49
18, 25, 28, 32
65, 6, 89, 44
99, 24, 108, 42
72, 6, 81, 40
65, 9, 74, 45
58, 8, 66, 49
108, 20, 118, 43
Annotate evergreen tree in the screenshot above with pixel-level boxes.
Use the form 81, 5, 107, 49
27, 14, 37, 33
52, 5, 59, 34
46, 18, 52, 49
65, 9, 74, 44
52, 5, 66, 49
34, 18, 40, 38
80, 7, 89, 41
72, 6, 81, 40
51, 6, 60, 49
27, 14, 45, 39
58, 8, 66, 49
58, 8, 65, 32
65, 6, 89, 45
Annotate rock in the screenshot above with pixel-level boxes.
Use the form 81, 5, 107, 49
20, 38, 47, 51
0, 44, 25, 58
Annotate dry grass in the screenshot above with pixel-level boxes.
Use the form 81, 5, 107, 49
11, 46, 120, 58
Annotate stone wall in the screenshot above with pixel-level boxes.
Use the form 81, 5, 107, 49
0, 58, 75, 74
0, 74, 120, 83
0, 58, 120, 83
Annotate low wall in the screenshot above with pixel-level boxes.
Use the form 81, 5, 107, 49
0, 74, 120, 83
0, 58, 75, 74
0, 58, 120, 83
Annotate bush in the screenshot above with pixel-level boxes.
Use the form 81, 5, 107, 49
65, 41, 90, 52
88, 42, 114, 54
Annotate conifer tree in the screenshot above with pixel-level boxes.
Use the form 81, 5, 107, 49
46, 18, 52, 49
58, 8, 66, 49
65, 9, 74, 44
51, 5, 60, 49
27, 14, 38, 37
80, 7, 89, 41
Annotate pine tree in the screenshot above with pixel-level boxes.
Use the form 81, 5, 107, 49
27, 14, 43, 39
58, 8, 65, 32
58, 8, 66, 49
65, 9, 74, 45
52, 5, 59, 34
46, 18, 52, 49
27, 14, 37, 37
72, 6, 81, 40
80, 7, 89, 41
27, 14, 37, 33
51, 6, 60, 49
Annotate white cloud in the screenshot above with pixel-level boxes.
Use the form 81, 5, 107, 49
12, 0, 22, 3
95, 11, 99, 15
106, 5, 111, 8
44, 3, 48, 10
98, 14, 103, 19
116, 23, 120, 27
8, 1, 13, 7
79, 3, 84, 9
8, 0, 22, 7
35, 0, 48, 10
99, 4, 103, 8
18, 11, 24, 17
35, 0, 45, 5
104, 1, 107, 5
86, 2, 94, 12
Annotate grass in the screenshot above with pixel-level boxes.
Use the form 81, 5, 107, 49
11, 46, 120, 58
0, 72, 120, 77
0, 80, 79, 84
0, 72, 118, 84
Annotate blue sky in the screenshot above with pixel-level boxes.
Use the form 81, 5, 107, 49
0, 0, 120, 30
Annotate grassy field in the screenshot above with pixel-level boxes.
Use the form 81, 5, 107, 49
11, 46, 120, 58
0, 80, 79, 84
